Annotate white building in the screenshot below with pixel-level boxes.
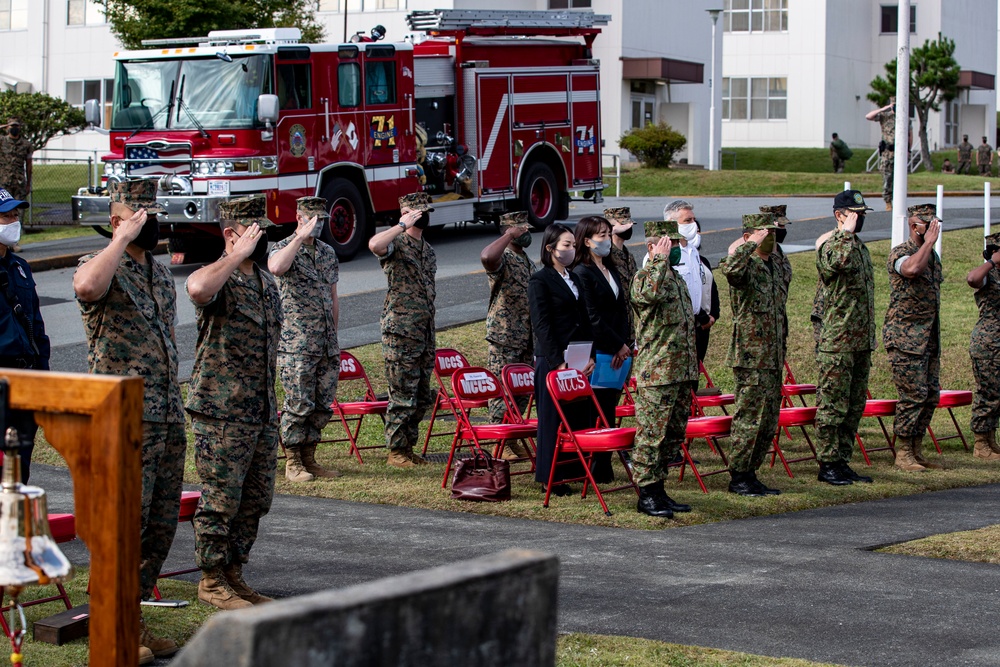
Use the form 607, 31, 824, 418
722, 0, 997, 152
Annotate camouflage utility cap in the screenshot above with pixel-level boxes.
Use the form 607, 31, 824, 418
296, 196, 329, 218
499, 211, 528, 227
759, 205, 789, 225
6, 118, 20, 126
644, 219, 684, 240
743, 213, 778, 231
907, 204, 936, 222
603, 207, 633, 223
985, 232, 1000, 246
219, 196, 273, 228
108, 178, 165, 213
399, 192, 434, 212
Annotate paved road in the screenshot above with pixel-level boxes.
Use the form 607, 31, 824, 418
31, 195, 1000, 376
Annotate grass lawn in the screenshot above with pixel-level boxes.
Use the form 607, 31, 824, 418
878, 524, 1000, 565
19, 226, 95, 245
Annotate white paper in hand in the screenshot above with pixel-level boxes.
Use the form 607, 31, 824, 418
563, 341, 593, 371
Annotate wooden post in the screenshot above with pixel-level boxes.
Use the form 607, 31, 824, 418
2, 369, 142, 667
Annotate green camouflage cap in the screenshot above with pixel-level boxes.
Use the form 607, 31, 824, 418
759, 205, 789, 225
399, 192, 434, 212
985, 232, 1000, 246
907, 203, 937, 222
603, 207, 633, 224
499, 211, 528, 227
742, 212, 778, 231
644, 219, 684, 240
218, 196, 274, 228
296, 196, 329, 219
108, 178, 165, 214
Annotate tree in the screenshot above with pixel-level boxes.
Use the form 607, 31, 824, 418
0, 91, 86, 151
619, 123, 687, 169
868, 35, 960, 172
104, 0, 325, 50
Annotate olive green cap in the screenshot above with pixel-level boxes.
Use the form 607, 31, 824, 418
644, 219, 684, 240
742, 213, 778, 231
108, 178, 165, 214
218, 196, 274, 228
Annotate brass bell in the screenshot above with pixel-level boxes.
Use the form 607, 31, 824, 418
0, 427, 73, 589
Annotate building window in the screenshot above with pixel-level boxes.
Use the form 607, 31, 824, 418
944, 100, 959, 146
67, 0, 106, 26
722, 77, 786, 120
880, 5, 916, 34
550, 0, 591, 7
724, 0, 787, 33
0, 0, 27, 31
66, 78, 114, 128
318, 0, 402, 10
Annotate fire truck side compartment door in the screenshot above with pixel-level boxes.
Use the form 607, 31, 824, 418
275, 53, 318, 222
569, 72, 601, 186
476, 74, 513, 194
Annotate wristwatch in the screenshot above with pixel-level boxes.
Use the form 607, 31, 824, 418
989, 259, 997, 269
398, 221, 407, 230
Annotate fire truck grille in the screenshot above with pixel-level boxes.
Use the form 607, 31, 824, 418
124, 142, 192, 177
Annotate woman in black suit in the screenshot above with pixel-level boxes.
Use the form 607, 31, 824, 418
529, 223, 594, 494
573, 216, 633, 482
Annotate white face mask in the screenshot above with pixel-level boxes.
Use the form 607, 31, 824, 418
678, 222, 698, 241
690, 233, 702, 250
0, 221, 21, 247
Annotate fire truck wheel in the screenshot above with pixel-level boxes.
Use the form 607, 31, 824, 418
320, 179, 369, 261
520, 162, 558, 230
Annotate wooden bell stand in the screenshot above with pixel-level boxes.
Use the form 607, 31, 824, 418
3, 369, 142, 667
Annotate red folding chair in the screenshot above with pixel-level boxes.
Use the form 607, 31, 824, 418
615, 377, 636, 426
329, 351, 389, 464
422, 349, 488, 455
442, 367, 538, 487
781, 360, 817, 408
855, 392, 898, 465
150, 490, 202, 602
768, 406, 817, 476
544, 368, 638, 516
928, 390, 973, 453
674, 415, 733, 493
694, 362, 736, 416
500, 363, 537, 427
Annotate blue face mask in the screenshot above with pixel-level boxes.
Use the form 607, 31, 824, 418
590, 238, 611, 257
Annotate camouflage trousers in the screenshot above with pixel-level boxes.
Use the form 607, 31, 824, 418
632, 382, 695, 487
880, 151, 894, 204
957, 159, 971, 175
139, 421, 186, 600
192, 415, 278, 570
980, 162, 993, 176
816, 350, 872, 463
382, 332, 436, 452
971, 357, 1000, 434
487, 343, 532, 424
279, 351, 339, 448
728, 368, 783, 473
887, 348, 940, 438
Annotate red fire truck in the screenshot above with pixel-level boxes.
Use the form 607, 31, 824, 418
71, 9, 608, 261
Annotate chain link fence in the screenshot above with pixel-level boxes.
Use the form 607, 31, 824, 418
20, 149, 102, 228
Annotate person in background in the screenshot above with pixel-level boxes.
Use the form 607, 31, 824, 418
829, 132, 852, 173
941, 158, 956, 174
663, 200, 718, 362
604, 206, 638, 339
0, 119, 32, 202
978, 136, 994, 176
966, 232, 1000, 461
866, 100, 896, 211
956, 135, 973, 175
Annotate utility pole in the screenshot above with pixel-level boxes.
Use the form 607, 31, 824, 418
891, 0, 911, 246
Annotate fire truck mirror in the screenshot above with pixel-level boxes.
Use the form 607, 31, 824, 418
85, 99, 102, 127
257, 95, 279, 125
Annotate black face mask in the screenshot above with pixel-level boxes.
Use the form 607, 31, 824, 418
413, 212, 430, 230
512, 232, 532, 248
774, 227, 787, 244
133, 215, 160, 251
984, 245, 1000, 261
249, 237, 269, 265
8, 127, 19, 138
615, 225, 633, 241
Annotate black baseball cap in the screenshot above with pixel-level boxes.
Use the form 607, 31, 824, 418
833, 190, 874, 212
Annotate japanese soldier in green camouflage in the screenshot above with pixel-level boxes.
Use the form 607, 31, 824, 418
73, 177, 181, 659
884, 204, 944, 471
186, 195, 282, 611
481, 210, 535, 459
720, 213, 786, 496
369, 192, 437, 467
268, 196, 341, 482
630, 219, 697, 519
604, 207, 638, 338
760, 204, 793, 350
966, 231, 1000, 461
814, 190, 876, 486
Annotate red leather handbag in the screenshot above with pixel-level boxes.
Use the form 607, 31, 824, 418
451, 451, 511, 502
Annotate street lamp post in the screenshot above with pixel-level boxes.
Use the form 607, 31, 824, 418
707, 9, 722, 171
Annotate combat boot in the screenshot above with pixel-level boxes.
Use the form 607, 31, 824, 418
223, 563, 273, 605
301, 445, 341, 478
728, 471, 766, 497
817, 461, 853, 485
198, 568, 254, 610
911, 438, 944, 470
837, 461, 873, 483
139, 614, 179, 658
284, 447, 315, 482
894, 438, 927, 471
987, 430, 1000, 456
387, 449, 417, 468
137, 646, 154, 665
656, 482, 692, 512
748, 471, 782, 495
973, 432, 1000, 461
406, 450, 430, 465
501, 440, 531, 461
636, 482, 673, 518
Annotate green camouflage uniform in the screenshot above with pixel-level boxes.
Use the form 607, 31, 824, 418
760, 205, 792, 350
630, 220, 698, 487
186, 196, 282, 570
485, 211, 534, 423
978, 142, 994, 176
379, 194, 436, 453
270, 202, 340, 447
815, 228, 876, 463
810, 278, 825, 354
605, 207, 639, 340
0, 133, 32, 200
874, 109, 895, 205
884, 231, 941, 439
720, 214, 786, 474
76, 178, 184, 600
957, 139, 973, 175
970, 256, 1000, 434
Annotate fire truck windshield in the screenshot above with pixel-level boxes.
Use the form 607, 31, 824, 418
111, 55, 273, 131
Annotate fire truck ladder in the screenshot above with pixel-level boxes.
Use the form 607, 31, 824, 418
407, 9, 610, 40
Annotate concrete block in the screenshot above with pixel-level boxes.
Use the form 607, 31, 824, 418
172, 548, 558, 667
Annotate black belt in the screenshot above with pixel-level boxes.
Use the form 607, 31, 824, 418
0, 356, 36, 369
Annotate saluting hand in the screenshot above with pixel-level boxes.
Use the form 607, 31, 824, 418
651, 236, 672, 258
841, 211, 859, 233
612, 222, 633, 237
748, 229, 770, 246
399, 207, 422, 229
505, 223, 530, 239
296, 214, 319, 239
116, 208, 148, 244
232, 223, 262, 261
923, 218, 941, 245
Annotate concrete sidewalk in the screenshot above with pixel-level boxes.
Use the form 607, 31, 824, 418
36, 463, 1000, 667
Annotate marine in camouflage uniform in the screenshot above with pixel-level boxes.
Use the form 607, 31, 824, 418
186, 196, 282, 610
482, 211, 535, 432
957, 135, 973, 175
884, 204, 943, 471
73, 178, 182, 657
869, 105, 896, 208
630, 219, 698, 518
977, 137, 994, 176
760, 204, 793, 350
268, 197, 341, 482
814, 190, 876, 485
720, 213, 786, 496
605, 207, 639, 339
0, 118, 32, 201
371, 193, 437, 467
968, 232, 1000, 460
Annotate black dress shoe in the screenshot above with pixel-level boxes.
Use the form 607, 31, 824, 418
748, 473, 781, 496
728, 474, 767, 497
838, 462, 873, 483
636, 485, 673, 518
817, 462, 853, 486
